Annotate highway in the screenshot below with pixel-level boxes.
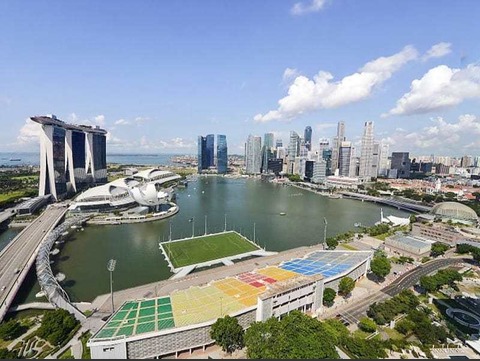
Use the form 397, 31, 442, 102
340, 191, 432, 213
0, 204, 67, 321
337, 257, 466, 324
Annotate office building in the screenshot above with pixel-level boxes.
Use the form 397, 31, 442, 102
378, 142, 390, 177
288, 131, 300, 174
267, 158, 283, 175
31, 114, 107, 200
331, 121, 345, 174
245, 135, 262, 174
390, 152, 411, 178
319, 138, 329, 156
338, 141, 352, 177
371, 142, 379, 179
275, 139, 283, 148
197, 136, 208, 173
312, 160, 327, 183
217, 135, 228, 174
262, 133, 274, 173
358, 121, 374, 181
304, 126, 312, 151
205, 134, 215, 168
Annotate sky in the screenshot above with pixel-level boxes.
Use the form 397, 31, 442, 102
1, 0, 480, 156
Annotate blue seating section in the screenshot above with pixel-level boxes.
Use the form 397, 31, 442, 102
279, 251, 368, 279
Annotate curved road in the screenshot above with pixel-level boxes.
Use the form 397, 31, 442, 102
0, 204, 67, 321
338, 257, 468, 324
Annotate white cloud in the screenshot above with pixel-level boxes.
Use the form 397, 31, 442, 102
282, 68, 300, 83
114, 118, 130, 126
386, 64, 480, 116
16, 118, 41, 145
385, 114, 480, 153
134, 116, 149, 124
291, 0, 328, 15
94, 114, 105, 126
254, 45, 418, 122
422, 42, 452, 61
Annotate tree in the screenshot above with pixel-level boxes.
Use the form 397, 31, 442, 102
358, 317, 376, 333
0, 319, 25, 341
244, 311, 339, 359
0, 348, 19, 359
394, 319, 415, 335
430, 242, 449, 257
370, 256, 391, 279
37, 309, 79, 346
326, 237, 338, 250
338, 277, 355, 297
210, 315, 244, 354
323, 288, 336, 307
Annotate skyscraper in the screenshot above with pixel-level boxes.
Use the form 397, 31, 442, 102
275, 139, 283, 149
358, 121, 374, 181
31, 114, 107, 200
197, 136, 208, 173
378, 142, 390, 176
319, 138, 329, 157
390, 152, 411, 179
338, 141, 352, 176
304, 126, 312, 151
262, 133, 274, 173
217, 135, 228, 174
245, 135, 262, 174
205, 134, 215, 168
331, 121, 345, 174
288, 131, 300, 174
371, 141, 380, 179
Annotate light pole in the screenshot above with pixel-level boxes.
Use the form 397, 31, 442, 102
323, 217, 328, 249
224, 214, 227, 232
204, 215, 208, 235
191, 217, 195, 238
107, 259, 117, 314
169, 219, 172, 241
253, 222, 256, 244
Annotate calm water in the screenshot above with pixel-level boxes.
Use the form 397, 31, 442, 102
0, 152, 184, 167
20, 177, 410, 302
0, 227, 22, 252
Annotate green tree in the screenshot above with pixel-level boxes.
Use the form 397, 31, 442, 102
326, 237, 338, 250
358, 317, 377, 333
430, 242, 449, 257
323, 288, 336, 307
37, 309, 79, 346
338, 277, 355, 297
244, 311, 339, 359
0, 348, 19, 359
341, 337, 387, 359
210, 315, 244, 354
0, 319, 25, 341
370, 256, 391, 279
394, 319, 415, 335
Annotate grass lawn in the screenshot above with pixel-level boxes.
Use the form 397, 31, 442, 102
340, 244, 358, 251
162, 231, 259, 268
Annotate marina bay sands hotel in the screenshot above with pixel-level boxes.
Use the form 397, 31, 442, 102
31, 114, 107, 200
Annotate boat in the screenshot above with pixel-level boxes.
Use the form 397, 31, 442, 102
328, 193, 342, 199
354, 222, 362, 227
35, 291, 46, 298
50, 248, 60, 255
55, 273, 66, 282
280, 212, 286, 216
9, 158, 21, 162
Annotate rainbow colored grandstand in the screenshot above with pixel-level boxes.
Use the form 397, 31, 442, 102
92, 250, 372, 341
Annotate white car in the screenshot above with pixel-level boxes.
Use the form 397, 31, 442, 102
1, 286, 6, 291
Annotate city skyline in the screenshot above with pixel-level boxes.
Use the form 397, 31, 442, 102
1, 1, 480, 156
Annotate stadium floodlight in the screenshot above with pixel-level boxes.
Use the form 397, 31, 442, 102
323, 217, 328, 248
107, 259, 117, 314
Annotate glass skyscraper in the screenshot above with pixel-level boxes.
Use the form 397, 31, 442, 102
217, 135, 228, 174
197, 136, 208, 173
304, 126, 312, 151
206, 134, 215, 168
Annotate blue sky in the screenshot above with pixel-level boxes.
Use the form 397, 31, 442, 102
1, 0, 480, 156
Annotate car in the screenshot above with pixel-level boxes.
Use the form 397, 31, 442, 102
13, 268, 20, 274
1, 286, 5, 291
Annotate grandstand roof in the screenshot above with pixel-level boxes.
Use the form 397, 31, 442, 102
92, 250, 372, 341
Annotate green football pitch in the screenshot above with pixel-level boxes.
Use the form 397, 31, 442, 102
162, 231, 260, 268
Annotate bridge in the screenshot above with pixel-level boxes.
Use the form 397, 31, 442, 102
0, 204, 67, 322
340, 192, 433, 213
0, 208, 16, 225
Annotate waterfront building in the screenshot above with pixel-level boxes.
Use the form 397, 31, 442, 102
31, 114, 107, 200
261, 133, 274, 173
390, 152, 411, 178
88, 250, 373, 359
331, 121, 345, 174
205, 134, 215, 168
304, 126, 312, 151
411, 223, 464, 245
378, 142, 390, 177
325, 175, 361, 189
197, 136, 208, 173
358, 121, 374, 181
338, 141, 352, 177
245, 135, 262, 174
217, 135, 228, 174
304, 160, 315, 181
312, 159, 327, 183
267, 158, 283, 175
287, 131, 300, 174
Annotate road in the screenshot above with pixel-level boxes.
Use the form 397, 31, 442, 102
0, 204, 67, 321
338, 257, 466, 324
